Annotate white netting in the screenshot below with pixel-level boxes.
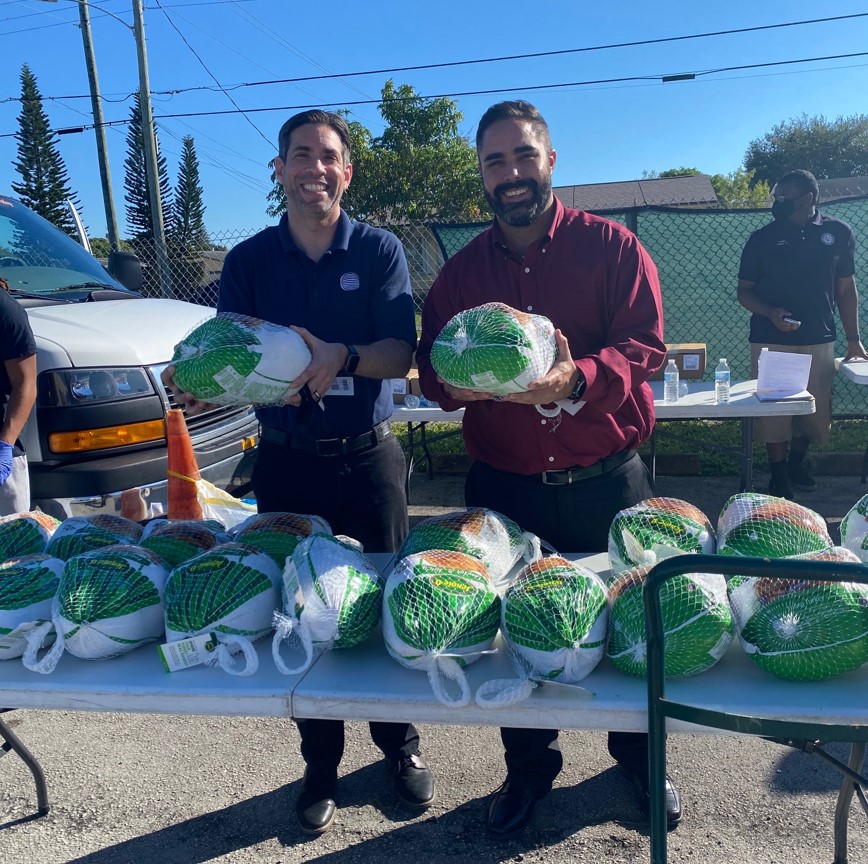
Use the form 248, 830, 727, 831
716, 493, 832, 558
608, 497, 715, 576
170, 312, 312, 406
272, 533, 384, 675
727, 546, 868, 681
430, 302, 557, 396
476, 556, 609, 707
397, 507, 541, 595
382, 550, 501, 706
0, 511, 61, 560
46, 514, 144, 561
0, 554, 63, 660
840, 494, 868, 562
232, 512, 333, 570
23, 545, 168, 673
606, 562, 734, 678
163, 542, 281, 676
139, 519, 231, 569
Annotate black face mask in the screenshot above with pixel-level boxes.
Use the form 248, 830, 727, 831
771, 197, 799, 221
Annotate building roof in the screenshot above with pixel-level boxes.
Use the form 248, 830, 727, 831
818, 177, 868, 202
554, 175, 718, 210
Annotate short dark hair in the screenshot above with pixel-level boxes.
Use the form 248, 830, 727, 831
776, 169, 819, 203
277, 110, 351, 163
475, 100, 552, 153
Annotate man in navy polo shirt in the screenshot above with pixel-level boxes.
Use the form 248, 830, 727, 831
738, 169, 868, 499
164, 109, 434, 835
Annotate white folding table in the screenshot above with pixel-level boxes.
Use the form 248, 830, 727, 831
391, 380, 815, 494
837, 358, 868, 483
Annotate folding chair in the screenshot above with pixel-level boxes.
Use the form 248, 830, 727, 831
643, 553, 868, 864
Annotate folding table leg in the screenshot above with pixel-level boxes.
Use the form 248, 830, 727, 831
0, 711, 50, 817
861, 441, 868, 485
833, 741, 866, 864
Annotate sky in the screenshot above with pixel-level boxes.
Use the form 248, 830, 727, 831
1, 0, 867, 241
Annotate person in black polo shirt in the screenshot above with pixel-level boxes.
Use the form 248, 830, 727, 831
0, 278, 38, 516
737, 169, 868, 500
164, 109, 434, 835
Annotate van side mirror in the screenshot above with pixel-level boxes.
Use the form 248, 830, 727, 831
108, 250, 144, 293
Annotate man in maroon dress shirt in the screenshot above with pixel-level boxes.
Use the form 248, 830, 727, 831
417, 100, 681, 836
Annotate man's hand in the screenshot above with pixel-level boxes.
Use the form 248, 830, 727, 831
769, 307, 801, 333
0, 441, 13, 486
437, 378, 495, 402
160, 364, 218, 416
285, 326, 348, 405
506, 329, 578, 405
845, 340, 868, 361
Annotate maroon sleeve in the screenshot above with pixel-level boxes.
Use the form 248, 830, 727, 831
574, 229, 666, 413
416, 264, 466, 411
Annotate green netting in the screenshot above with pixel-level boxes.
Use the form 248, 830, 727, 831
0, 511, 61, 560
139, 519, 230, 569
46, 514, 144, 561
171, 312, 312, 406
0, 554, 63, 660
717, 493, 832, 557
502, 556, 609, 682
608, 497, 715, 576
841, 494, 868, 561
398, 507, 540, 594
430, 303, 557, 396
232, 512, 332, 569
430, 195, 868, 415
607, 563, 734, 678
727, 546, 868, 681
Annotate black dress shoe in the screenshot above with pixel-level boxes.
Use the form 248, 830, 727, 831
622, 767, 683, 828
296, 768, 337, 835
392, 753, 436, 807
486, 781, 544, 836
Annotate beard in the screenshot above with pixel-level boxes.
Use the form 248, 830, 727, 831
484, 175, 552, 227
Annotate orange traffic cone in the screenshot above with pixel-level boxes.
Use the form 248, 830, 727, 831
166, 408, 204, 520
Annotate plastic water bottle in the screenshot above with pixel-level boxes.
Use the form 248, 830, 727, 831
403, 394, 420, 409
663, 359, 679, 404
715, 358, 731, 404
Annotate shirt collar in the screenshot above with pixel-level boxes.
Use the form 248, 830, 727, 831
277, 209, 353, 255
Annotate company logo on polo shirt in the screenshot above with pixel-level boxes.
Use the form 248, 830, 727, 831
340, 272, 361, 291
820, 232, 835, 246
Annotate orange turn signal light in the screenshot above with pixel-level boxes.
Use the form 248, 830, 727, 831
49, 420, 167, 453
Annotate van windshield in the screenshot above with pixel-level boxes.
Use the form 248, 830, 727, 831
0, 196, 128, 296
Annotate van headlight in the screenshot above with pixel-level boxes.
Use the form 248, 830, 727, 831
41, 367, 155, 406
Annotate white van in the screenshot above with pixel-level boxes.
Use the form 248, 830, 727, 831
0, 195, 258, 519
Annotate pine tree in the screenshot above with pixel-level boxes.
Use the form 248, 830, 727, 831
123, 93, 171, 240
12, 64, 82, 237
171, 136, 207, 248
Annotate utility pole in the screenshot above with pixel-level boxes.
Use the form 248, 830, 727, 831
76, 0, 120, 250
131, 0, 174, 298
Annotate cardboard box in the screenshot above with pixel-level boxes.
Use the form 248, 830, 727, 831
392, 369, 422, 404
650, 343, 707, 380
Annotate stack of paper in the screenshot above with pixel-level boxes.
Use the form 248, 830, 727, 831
755, 349, 813, 402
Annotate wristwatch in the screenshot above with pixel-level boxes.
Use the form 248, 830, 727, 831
568, 369, 586, 401
341, 344, 360, 376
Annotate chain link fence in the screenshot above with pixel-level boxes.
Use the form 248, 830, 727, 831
129, 197, 868, 416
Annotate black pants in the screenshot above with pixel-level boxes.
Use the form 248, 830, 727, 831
465, 453, 653, 794
253, 434, 419, 768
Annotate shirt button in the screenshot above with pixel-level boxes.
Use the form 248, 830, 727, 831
548, 456, 555, 462
540, 419, 546, 425
542, 248, 546, 253
527, 305, 533, 311
524, 267, 530, 273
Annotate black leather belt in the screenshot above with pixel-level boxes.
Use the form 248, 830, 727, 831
260, 421, 391, 457
538, 451, 635, 485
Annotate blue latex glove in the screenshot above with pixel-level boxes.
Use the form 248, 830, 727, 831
0, 441, 13, 486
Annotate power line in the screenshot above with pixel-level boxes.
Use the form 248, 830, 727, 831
153, 0, 273, 149
6, 48, 861, 137
4, 11, 866, 102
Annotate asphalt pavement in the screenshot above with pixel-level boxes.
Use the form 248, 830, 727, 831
1, 467, 867, 863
